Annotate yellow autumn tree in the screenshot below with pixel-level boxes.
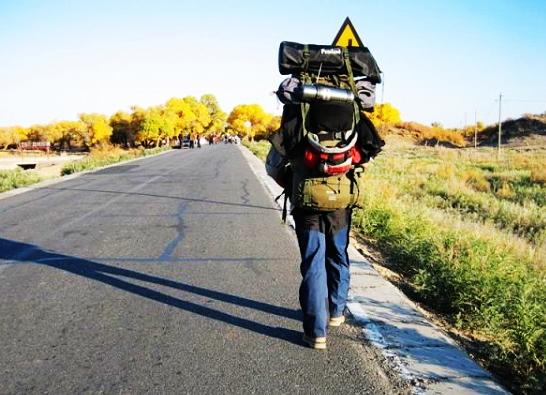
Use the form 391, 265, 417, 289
367, 103, 401, 127
52, 120, 86, 149
266, 115, 281, 135
167, 97, 195, 136
110, 111, 137, 147
26, 124, 49, 142
0, 126, 27, 148
159, 106, 180, 143
166, 96, 210, 137
227, 104, 272, 141
43, 122, 66, 145
79, 113, 113, 148
183, 96, 210, 136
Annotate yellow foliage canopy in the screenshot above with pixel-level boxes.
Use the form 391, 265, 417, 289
397, 122, 466, 146
367, 102, 401, 127
200, 94, 226, 134
227, 104, 274, 140
166, 96, 210, 136
79, 113, 113, 147
0, 126, 27, 148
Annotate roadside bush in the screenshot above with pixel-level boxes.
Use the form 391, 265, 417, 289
0, 168, 42, 192
61, 146, 169, 175
352, 188, 545, 392
351, 144, 545, 393
397, 122, 466, 147
242, 139, 269, 161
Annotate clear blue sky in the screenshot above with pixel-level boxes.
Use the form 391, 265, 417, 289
1, 0, 545, 128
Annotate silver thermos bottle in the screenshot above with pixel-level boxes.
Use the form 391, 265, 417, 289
299, 84, 354, 103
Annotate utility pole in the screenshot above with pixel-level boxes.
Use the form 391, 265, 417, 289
474, 110, 477, 149
497, 93, 503, 157
381, 72, 385, 104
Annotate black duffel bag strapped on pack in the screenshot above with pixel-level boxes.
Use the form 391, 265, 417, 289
278, 41, 382, 83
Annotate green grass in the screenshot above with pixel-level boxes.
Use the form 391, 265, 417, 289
352, 183, 544, 393
246, 139, 545, 393
61, 146, 170, 175
0, 168, 43, 192
355, 144, 545, 393
363, 147, 546, 246
242, 139, 270, 161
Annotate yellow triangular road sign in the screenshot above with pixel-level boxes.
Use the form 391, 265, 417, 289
332, 17, 364, 48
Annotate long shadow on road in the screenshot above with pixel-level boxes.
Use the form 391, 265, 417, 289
0, 237, 302, 346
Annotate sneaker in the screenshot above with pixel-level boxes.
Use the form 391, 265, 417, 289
328, 315, 346, 327
302, 334, 327, 350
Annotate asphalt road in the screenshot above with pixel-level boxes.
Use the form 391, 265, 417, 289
0, 145, 405, 394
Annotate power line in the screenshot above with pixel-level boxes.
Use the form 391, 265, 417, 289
500, 99, 546, 103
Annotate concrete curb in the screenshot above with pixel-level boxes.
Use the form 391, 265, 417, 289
0, 149, 174, 201
238, 144, 508, 395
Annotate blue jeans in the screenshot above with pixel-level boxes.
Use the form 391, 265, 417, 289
294, 208, 351, 338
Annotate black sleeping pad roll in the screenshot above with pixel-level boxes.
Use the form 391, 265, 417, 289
278, 104, 304, 157
306, 102, 354, 133
278, 41, 382, 82
356, 115, 385, 162
279, 42, 344, 75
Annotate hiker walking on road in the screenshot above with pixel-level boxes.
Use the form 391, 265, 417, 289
267, 41, 383, 349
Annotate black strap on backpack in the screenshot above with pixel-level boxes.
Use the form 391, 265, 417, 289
298, 46, 362, 140
275, 190, 289, 223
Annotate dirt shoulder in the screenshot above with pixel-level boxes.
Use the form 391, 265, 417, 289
0, 153, 85, 179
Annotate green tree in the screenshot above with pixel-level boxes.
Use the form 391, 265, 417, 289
134, 106, 179, 147
136, 107, 163, 148
200, 94, 226, 135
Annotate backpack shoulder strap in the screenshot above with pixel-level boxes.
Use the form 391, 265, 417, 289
342, 47, 361, 126
274, 190, 289, 223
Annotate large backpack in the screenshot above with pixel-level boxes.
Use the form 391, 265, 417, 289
267, 41, 384, 214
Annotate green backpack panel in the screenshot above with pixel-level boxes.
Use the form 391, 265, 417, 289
291, 165, 365, 211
